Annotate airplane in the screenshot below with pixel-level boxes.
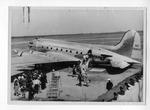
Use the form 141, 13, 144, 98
13, 30, 142, 73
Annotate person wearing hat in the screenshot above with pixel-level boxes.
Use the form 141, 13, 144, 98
106, 79, 113, 91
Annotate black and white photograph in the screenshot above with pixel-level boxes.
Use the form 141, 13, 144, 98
9, 7, 145, 103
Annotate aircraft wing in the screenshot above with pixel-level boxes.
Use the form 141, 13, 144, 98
12, 51, 78, 66
12, 51, 79, 76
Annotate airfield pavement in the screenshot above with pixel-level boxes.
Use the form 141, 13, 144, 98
10, 31, 143, 101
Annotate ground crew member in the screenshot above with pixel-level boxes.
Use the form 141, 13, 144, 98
106, 79, 113, 91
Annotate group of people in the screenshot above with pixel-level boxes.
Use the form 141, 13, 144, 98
102, 71, 143, 102
13, 70, 47, 101
68, 52, 93, 87
68, 63, 91, 87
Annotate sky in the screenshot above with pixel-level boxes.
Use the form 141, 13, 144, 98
10, 7, 144, 36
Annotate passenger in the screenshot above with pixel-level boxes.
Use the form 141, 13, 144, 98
101, 99, 105, 102
28, 81, 35, 101
22, 75, 26, 85
124, 82, 130, 90
22, 73, 26, 79
33, 78, 41, 94
18, 76, 23, 88
13, 78, 20, 96
77, 71, 82, 86
76, 65, 81, 74
51, 69, 55, 77
117, 86, 125, 95
78, 60, 81, 65
82, 68, 90, 86
33, 72, 38, 80
20, 85, 26, 98
68, 66, 72, 76
106, 79, 113, 91
134, 75, 139, 82
84, 73, 89, 87
26, 74, 32, 90
108, 92, 118, 101
72, 65, 76, 77
43, 73, 47, 89
42, 72, 47, 89
82, 55, 87, 64
113, 92, 118, 101
84, 55, 89, 62
129, 78, 135, 86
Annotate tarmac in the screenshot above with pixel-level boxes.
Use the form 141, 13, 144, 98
11, 63, 140, 101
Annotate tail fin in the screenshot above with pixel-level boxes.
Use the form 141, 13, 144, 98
113, 30, 142, 61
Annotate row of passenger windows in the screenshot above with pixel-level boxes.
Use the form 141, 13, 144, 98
41, 45, 83, 54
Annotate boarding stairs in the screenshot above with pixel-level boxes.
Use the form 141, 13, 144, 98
47, 72, 61, 99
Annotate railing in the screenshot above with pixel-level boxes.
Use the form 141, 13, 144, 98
95, 68, 143, 102
47, 72, 61, 100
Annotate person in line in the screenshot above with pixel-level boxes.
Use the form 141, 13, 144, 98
106, 79, 113, 91
82, 68, 90, 87
117, 86, 125, 95
108, 92, 118, 101
18, 76, 23, 88
40, 72, 47, 90
124, 82, 130, 90
112, 92, 118, 101
72, 65, 76, 77
68, 66, 72, 76
33, 77, 41, 94
77, 71, 82, 86
84, 74, 89, 87
13, 78, 20, 96
28, 81, 35, 101
20, 85, 26, 98
129, 78, 135, 86
43, 72, 47, 88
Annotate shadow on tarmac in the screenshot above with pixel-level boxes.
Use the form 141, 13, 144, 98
11, 61, 78, 83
